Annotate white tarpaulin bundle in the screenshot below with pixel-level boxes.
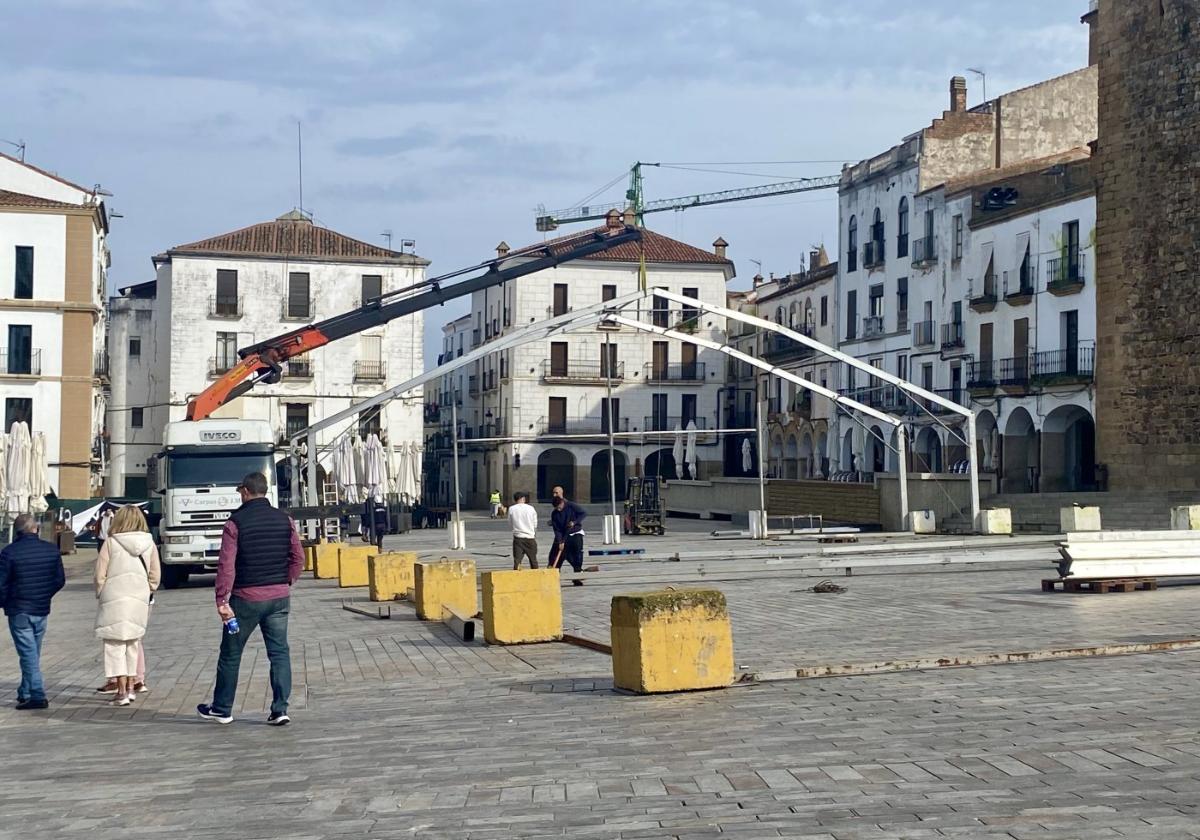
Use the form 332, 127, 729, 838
685, 420, 698, 480
5, 421, 31, 515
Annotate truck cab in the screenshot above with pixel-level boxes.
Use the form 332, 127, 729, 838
151, 419, 277, 588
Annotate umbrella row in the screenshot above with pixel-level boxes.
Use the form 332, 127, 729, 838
330, 434, 422, 504
2, 421, 51, 516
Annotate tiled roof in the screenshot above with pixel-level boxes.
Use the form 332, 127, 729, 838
510, 224, 731, 266
0, 189, 82, 209
168, 211, 428, 264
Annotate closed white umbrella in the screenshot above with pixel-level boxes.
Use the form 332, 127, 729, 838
334, 436, 357, 503
28, 432, 49, 514
0, 431, 8, 501
741, 438, 753, 473
684, 420, 698, 480
364, 434, 386, 502
5, 421, 31, 514
670, 423, 683, 480
410, 443, 423, 501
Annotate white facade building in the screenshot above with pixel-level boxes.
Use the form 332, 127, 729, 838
106, 211, 427, 498
0, 152, 110, 499
426, 216, 734, 508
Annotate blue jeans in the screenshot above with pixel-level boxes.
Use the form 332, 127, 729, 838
210, 595, 291, 717
8, 614, 48, 702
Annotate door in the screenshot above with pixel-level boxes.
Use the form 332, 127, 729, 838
651, 393, 668, 431
550, 342, 568, 377
1064, 221, 1080, 279
548, 396, 566, 434
215, 269, 238, 315
1013, 318, 1029, 381
1064, 310, 1079, 373
845, 290, 857, 339
652, 341, 669, 379
601, 398, 620, 434
553, 283, 569, 316
6, 324, 31, 374
681, 394, 697, 426
950, 364, 962, 404
979, 323, 994, 382
681, 344, 697, 380
600, 342, 618, 379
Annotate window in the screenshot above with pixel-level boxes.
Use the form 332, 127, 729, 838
952, 300, 963, 325
896, 278, 908, 330
820, 296, 828, 326
548, 396, 567, 433
215, 331, 238, 373
897, 198, 909, 258
287, 272, 310, 318
600, 342, 618, 379
285, 403, 309, 439
652, 341, 669, 378
215, 269, 238, 316
681, 394, 697, 426
6, 324, 32, 374
869, 284, 884, 318
5, 397, 32, 430
921, 363, 934, 392
361, 274, 383, 304
129, 336, 141, 358
681, 286, 700, 322
601, 284, 617, 302
14, 246, 33, 299
601, 397, 620, 434
847, 216, 858, 272
553, 283, 569, 316
845, 290, 857, 340
953, 215, 963, 261
651, 393, 668, 430
896, 354, 908, 381
870, 207, 885, 264
652, 288, 668, 327
131, 407, 144, 428
550, 341, 568, 377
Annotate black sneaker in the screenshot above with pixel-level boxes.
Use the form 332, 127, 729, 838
16, 698, 48, 710
196, 703, 233, 724
267, 712, 291, 726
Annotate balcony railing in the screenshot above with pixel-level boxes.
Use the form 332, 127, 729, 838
282, 298, 313, 320
209, 356, 237, 377
912, 320, 936, 347
209, 295, 242, 318
93, 350, 109, 379
642, 416, 709, 433
462, 418, 507, 439
940, 321, 965, 349
482, 369, 499, 392
282, 357, 313, 379
862, 240, 885, 269
970, 278, 998, 308
1046, 250, 1086, 292
468, 375, 480, 396
423, 403, 442, 424
863, 315, 885, 339
1032, 345, 1095, 380
537, 417, 631, 436
643, 362, 707, 383
997, 355, 1032, 387
1004, 267, 1035, 300
761, 328, 815, 362
353, 360, 387, 382
540, 359, 626, 383
966, 359, 996, 388
1, 348, 41, 376
911, 235, 937, 266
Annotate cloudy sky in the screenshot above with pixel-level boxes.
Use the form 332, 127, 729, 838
2, 1, 1089, 364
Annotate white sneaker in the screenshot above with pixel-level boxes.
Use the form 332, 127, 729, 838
114, 695, 132, 707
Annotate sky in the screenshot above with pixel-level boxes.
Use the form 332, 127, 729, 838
1, 0, 1089, 366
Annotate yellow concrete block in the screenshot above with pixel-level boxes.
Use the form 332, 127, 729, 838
302, 544, 317, 572
369, 552, 417, 601
338, 544, 375, 588
610, 589, 734, 694
481, 569, 562, 644
312, 542, 341, 579
414, 559, 477, 620
1060, 505, 1102, 532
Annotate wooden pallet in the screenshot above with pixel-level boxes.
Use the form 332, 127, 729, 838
1042, 577, 1159, 594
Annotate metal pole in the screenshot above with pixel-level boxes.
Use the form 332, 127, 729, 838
451, 400, 462, 523
305, 432, 318, 506
289, 445, 300, 507
896, 424, 910, 529
967, 413, 981, 531
756, 378, 767, 516
605, 331, 618, 519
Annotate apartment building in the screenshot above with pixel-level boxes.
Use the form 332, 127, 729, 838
428, 213, 734, 507
106, 210, 427, 496
0, 152, 110, 498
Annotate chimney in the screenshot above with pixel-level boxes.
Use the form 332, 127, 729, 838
713, 236, 728, 259
605, 208, 623, 230
1081, 2, 1099, 67
621, 206, 636, 227
950, 76, 967, 112
752, 273, 764, 288
495, 240, 510, 258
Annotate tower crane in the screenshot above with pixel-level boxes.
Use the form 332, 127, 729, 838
535, 161, 840, 231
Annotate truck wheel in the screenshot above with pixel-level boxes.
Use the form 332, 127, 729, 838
161, 566, 189, 589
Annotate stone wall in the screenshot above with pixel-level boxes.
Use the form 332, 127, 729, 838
1094, 0, 1200, 489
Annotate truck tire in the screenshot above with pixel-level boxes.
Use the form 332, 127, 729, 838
161, 565, 190, 590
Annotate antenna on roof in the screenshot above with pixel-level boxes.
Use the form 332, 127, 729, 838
296, 121, 305, 214
966, 67, 987, 104
1, 138, 25, 162
381, 230, 393, 249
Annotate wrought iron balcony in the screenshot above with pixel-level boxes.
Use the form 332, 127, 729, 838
93, 350, 109, 379
1046, 250, 1086, 293
537, 416, 630, 436
912, 320, 936, 347
643, 362, 707, 383
209, 295, 242, 318
353, 360, 387, 382
967, 359, 996, 388
905, 388, 966, 416
1032, 344, 1095, 380
1, 348, 41, 376
540, 359, 626, 383
282, 357, 313, 379
911, 235, 937, 266
642, 416, 709, 433
997, 355, 1031, 387
940, 321, 965, 349
761, 327, 815, 362
468, 374, 480, 396
862, 240, 885, 269
970, 277, 998, 309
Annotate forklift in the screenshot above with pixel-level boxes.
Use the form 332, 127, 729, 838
623, 476, 665, 535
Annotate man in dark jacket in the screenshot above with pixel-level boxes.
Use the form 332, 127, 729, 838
197, 472, 303, 727
549, 485, 587, 585
0, 514, 66, 710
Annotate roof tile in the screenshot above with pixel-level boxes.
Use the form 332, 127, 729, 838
511, 224, 731, 266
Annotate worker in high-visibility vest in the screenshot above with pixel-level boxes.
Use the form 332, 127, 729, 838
489, 490, 503, 518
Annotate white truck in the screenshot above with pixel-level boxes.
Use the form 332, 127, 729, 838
149, 418, 277, 588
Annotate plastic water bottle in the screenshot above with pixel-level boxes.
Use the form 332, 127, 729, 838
224, 616, 240, 635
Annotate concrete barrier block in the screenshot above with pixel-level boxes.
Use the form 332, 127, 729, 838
369, 552, 417, 601
1061, 505, 1102, 532
414, 559, 477, 620
1171, 505, 1200, 530
481, 569, 562, 644
610, 589, 734, 694
909, 510, 936, 534
338, 544, 375, 588
303, 544, 316, 572
978, 508, 1012, 535
312, 542, 341, 579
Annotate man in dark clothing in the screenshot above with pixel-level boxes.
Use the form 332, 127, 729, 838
197, 472, 303, 726
549, 485, 587, 585
0, 513, 66, 710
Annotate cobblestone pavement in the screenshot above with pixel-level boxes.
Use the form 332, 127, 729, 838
2, 528, 1199, 839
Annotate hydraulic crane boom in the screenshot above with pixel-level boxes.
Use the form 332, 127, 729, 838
185, 224, 643, 420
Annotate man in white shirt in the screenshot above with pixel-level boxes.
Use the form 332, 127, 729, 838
506, 492, 539, 570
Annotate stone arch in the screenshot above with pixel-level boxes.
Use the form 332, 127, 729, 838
1002, 406, 1039, 493
1042, 404, 1096, 492
867, 424, 887, 474
537, 448, 575, 502
841, 428, 855, 473
975, 409, 999, 470
769, 429, 785, 478
800, 432, 814, 478
644, 448, 677, 482
815, 430, 829, 478
784, 434, 800, 479
915, 426, 943, 473
590, 450, 627, 503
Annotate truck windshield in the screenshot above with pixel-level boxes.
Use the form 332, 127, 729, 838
167, 453, 274, 488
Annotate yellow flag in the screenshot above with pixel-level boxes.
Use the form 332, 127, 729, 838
638, 244, 647, 292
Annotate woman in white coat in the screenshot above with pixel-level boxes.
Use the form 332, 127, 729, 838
94, 505, 160, 706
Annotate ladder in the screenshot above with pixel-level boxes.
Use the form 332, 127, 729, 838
321, 480, 341, 542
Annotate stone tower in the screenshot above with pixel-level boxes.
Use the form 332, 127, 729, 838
1094, 0, 1200, 490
